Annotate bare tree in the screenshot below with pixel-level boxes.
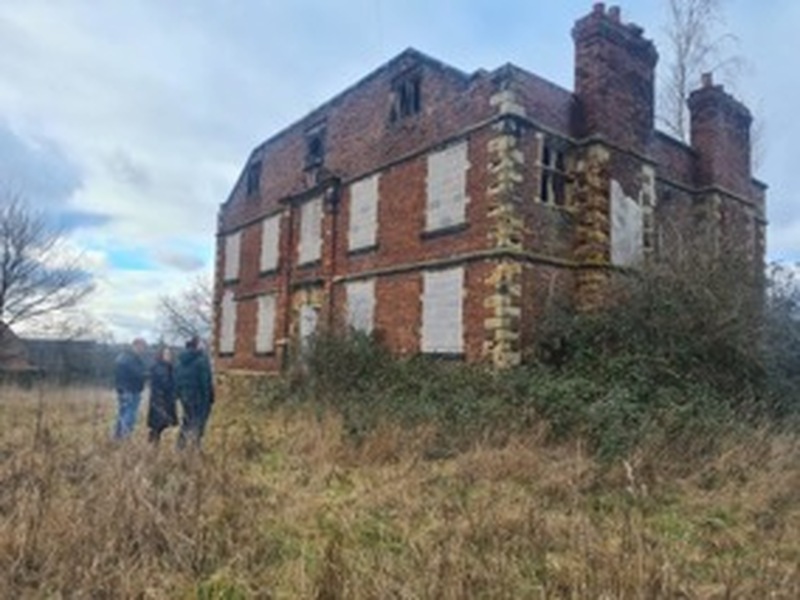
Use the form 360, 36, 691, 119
659, 0, 743, 142
157, 276, 213, 343
0, 192, 94, 327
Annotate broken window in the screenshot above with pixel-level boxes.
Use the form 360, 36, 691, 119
538, 136, 567, 206
305, 124, 326, 169
390, 72, 422, 122
246, 159, 261, 196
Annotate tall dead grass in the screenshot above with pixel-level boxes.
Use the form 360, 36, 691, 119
0, 382, 798, 598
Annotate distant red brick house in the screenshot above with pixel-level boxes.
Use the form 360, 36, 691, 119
214, 3, 765, 373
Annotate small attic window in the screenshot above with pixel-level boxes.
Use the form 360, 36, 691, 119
246, 160, 261, 196
305, 124, 326, 169
390, 71, 422, 122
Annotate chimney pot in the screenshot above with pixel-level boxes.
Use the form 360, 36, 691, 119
608, 6, 621, 22
701, 72, 713, 88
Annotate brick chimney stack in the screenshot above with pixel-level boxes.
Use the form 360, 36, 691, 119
572, 3, 658, 153
688, 72, 753, 195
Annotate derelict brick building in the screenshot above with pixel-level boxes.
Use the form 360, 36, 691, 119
214, 3, 766, 373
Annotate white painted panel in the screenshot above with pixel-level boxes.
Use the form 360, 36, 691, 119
611, 180, 644, 267
223, 232, 241, 281
422, 267, 464, 353
299, 197, 322, 264
255, 294, 276, 353
299, 304, 318, 351
346, 279, 375, 334
219, 290, 237, 354
426, 141, 469, 231
349, 175, 379, 251
260, 215, 281, 273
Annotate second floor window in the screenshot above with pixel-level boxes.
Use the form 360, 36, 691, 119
426, 141, 469, 232
538, 137, 566, 206
298, 196, 323, 265
223, 231, 241, 282
349, 174, 379, 251
260, 214, 281, 273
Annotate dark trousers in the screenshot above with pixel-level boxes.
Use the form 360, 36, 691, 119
178, 398, 211, 449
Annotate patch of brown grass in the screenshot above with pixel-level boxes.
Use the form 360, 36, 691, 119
0, 382, 798, 598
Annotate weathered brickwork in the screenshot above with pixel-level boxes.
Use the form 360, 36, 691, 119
214, 3, 766, 374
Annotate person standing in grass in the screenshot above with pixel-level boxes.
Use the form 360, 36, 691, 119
175, 336, 214, 449
113, 337, 148, 440
146, 345, 177, 444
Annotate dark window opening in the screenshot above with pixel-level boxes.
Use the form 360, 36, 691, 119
539, 140, 566, 206
390, 73, 422, 122
246, 160, 261, 196
305, 125, 326, 169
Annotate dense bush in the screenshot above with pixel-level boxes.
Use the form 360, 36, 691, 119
281, 257, 800, 460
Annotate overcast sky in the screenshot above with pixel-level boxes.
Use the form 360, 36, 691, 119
0, 0, 796, 341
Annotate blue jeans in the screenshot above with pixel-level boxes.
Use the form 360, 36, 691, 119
114, 390, 142, 440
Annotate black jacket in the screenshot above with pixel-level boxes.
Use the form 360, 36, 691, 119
114, 350, 146, 393
147, 359, 177, 431
175, 349, 214, 408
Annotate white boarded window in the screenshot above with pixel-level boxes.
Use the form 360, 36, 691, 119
299, 304, 318, 351
219, 290, 237, 355
299, 197, 322, 264
255, 294, 277, 354
610, 180, 644, 267
346, 279, 375, 334
348, 175, 379, 251
260, 214, 281, 273
426, 141, 469, 232
422, 267, 464, 353
223, 232, 241, 281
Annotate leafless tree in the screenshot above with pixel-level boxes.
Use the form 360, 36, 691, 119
0, 192, 94, 328
157, 275, 213, 344
659, 0, 743, 142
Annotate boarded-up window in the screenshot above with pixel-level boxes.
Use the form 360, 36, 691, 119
426, 141, 469, 232
421, 267, 464, 353
610, 180, 644, 267
260, 214, 281, 273
223, 232, 241, 281
219, 290, 237, 355
299, 197, 322, 265
346, 279, 375, 334
255, 294, 276, 354
299, 304, 318, 352
348, 175, 379, 251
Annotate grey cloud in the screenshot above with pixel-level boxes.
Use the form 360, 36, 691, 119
107, 149, 152, 192
0, 121, 82, 210
154, 249, 206, 272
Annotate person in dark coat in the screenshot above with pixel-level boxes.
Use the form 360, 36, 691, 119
147, 346, 177, 444
113, 338, 148, 440
175, 336, 214, 449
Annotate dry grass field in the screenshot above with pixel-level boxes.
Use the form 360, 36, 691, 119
0, 382, 798, 599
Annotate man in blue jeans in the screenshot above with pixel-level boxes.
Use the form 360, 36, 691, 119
113, 338, 148, 440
